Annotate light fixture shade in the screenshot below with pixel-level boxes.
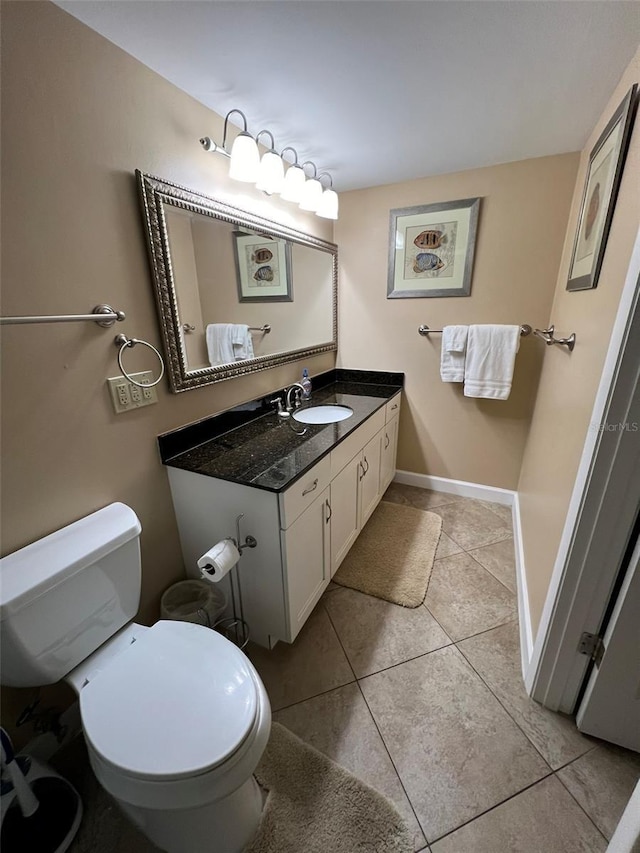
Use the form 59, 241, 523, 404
280, 164, 306, 202
299, 178, 323, 212
316, 188, 339, 220
255, 150, 285, 195
229, 132, 260, 182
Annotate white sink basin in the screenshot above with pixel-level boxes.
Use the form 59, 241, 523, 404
293, 405, 354, 425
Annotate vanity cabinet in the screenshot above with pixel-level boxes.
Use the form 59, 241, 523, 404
328, 395, 401, 576
281, 486, 331, 640
380, 415, 399, 493
167, 391, 401, 648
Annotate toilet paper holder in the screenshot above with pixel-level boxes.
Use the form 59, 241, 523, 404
209, 515, 256, 651
233, 514, 257, 554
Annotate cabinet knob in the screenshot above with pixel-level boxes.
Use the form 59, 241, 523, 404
302, 478, 319, 497
390, 403, 398, 410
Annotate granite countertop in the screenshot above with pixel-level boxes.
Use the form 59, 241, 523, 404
158, 369, 403, 493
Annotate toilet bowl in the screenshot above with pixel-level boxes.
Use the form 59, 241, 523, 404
0, 503, 271, 853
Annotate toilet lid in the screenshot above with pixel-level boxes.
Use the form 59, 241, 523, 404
80, 620, 258, 781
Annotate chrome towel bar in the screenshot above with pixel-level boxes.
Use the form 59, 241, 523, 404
418, 324, 532, 337
532, 325, 576, 352
418, 322, 576, 351
0, 305, 126, 327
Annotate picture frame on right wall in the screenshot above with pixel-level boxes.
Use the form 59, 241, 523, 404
567, 83, 638, 292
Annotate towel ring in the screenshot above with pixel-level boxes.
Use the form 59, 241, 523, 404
114, 334, 165, 387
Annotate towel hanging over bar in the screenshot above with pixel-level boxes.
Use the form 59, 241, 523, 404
419, 324, 532, 337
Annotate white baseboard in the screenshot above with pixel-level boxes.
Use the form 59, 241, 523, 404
393, 470, 534, 680
393, 470, 515, 506
512, 493, 534, 679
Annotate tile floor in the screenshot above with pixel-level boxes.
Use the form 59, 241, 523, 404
249, 484, 640, 852
54, 484, 640, 853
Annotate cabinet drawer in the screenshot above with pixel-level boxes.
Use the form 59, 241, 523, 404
279, 455, 331, 529
385, 393, 401, 423
330, 407, 385, 478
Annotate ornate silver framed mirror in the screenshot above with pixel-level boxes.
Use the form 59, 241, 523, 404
136, 171, 338, 392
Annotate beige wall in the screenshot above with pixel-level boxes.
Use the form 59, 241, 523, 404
518, 47, 640, 635
0, 1, 334, 741
336, 154, 579, 489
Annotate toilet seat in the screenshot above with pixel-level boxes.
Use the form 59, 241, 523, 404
80, 620, 258, 782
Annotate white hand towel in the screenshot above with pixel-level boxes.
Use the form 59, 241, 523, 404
440, 325, 468, 383
464, 325, 520, 400
206, 323, 236, 366
231, 324, 254, 361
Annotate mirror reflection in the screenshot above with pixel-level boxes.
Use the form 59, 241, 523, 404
164, 206, 334, 371
136, 170, 337, 392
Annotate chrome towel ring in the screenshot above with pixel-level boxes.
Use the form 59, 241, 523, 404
114, 334, 165, 387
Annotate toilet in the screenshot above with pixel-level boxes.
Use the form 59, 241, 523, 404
0, 502, 271, 853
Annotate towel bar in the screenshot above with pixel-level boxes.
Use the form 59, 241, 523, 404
0, 305, 126, 327
418, 324, 532, 337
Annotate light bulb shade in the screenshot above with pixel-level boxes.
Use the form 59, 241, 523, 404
255, 150, 285, 195
280, 164, 306, 202
316, 188, 339, 220
299, 178, 323, 212
228, 132, 260, 182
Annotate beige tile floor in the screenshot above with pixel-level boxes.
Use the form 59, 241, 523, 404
54, 484, 640, 853
251, 484, 640, 852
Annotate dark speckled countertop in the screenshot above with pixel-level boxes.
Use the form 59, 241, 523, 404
158, 369, 403, 493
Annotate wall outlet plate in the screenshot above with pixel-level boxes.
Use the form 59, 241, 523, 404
107, 372, 158, 413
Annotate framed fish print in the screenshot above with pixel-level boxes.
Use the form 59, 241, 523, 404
387, 197, 480, 299
233, 232, 293, 302
567, 84, 637, 292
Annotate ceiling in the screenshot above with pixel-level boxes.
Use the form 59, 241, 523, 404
55, 1, 640, 192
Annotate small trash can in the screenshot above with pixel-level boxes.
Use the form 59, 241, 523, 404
160, 579, 227, 629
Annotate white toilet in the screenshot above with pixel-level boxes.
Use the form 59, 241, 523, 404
0, 502, 271, 853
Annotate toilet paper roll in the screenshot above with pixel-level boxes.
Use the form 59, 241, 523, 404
197, 539, 240, 583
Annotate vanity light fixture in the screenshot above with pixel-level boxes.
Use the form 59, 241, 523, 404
279, 147, 307, 203
255, 130, 285, 195
199, 109, 338, 218
225, 109, 260, 183
299, 162, 323, 212
316, 173, 339, 220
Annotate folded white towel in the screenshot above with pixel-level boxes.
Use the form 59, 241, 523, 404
206, 323, 236, 366
231, 324, 254, 361
440, 325, 468, 383
464, 325, 520, 400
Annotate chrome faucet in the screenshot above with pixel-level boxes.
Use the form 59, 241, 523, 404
269, 396, 288, 418
285, 383, 306, 413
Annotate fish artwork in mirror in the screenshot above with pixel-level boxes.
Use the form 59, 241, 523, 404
136, 171, 337, 392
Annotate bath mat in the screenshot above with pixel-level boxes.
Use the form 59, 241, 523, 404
333, 500, 442, 607
247, 722, 412, 853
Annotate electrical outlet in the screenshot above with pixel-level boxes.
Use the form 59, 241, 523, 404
107, 372, 158, 414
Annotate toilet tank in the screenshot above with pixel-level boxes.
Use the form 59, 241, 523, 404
0, 503, 142, 687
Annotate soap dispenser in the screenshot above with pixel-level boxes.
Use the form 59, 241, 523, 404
301, 368, 312, 400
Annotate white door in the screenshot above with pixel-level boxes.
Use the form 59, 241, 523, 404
281, 486, 330, 641
576, 532, 640, 751
380, 416, 398, 493
360, 430, 383, 526
330, 455, 360, 576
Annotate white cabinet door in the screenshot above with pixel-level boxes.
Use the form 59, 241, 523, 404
380, 416, 398, 493
359, 429, 383, 527
281, 486, 330, 641
329, 454, 361, 576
